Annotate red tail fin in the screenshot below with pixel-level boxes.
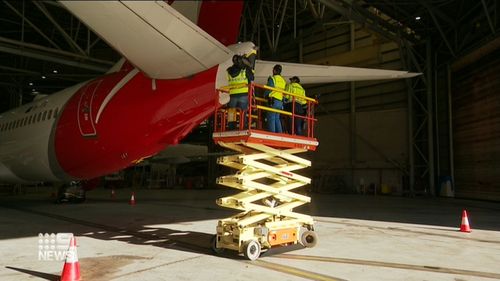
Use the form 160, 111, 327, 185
197, 1, 244, 46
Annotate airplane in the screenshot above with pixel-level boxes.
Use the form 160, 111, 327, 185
0, 1, 418, 196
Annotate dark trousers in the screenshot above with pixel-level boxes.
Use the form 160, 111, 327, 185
293, 103, 306, 135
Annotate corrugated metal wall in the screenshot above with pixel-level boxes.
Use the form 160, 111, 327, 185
261, 22, 410, 193
276, 24, 407, 114
452, 50, 500, 201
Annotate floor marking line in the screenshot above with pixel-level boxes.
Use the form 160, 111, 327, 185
251, 260, 347, 281
274, 254, 500, 279
112, 255, 203, 279
316, 219, 500, 244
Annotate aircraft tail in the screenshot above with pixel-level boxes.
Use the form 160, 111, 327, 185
197, 1, 244, 46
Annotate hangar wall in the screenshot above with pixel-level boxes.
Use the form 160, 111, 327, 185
277, 23, 409, 194
452, 50, 500, 201
313, 109, 407, 194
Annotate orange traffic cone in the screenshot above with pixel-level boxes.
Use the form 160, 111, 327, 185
60, 236, 81, 281
129, 192, 136, 205
460, 209, 471, 232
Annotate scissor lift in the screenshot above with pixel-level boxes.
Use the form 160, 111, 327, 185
211, 83, 319, 260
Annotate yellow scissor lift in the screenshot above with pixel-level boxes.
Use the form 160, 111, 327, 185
211, 82, 319, 260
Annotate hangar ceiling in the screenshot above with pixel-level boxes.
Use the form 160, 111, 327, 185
0, 0, 499, 113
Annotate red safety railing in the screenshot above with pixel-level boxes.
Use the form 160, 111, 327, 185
214, 82, 318, 139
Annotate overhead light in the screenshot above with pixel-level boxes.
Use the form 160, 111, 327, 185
29, 82, 33, 86
415, 16, 421, 20
32, 88, 36, 92
53, 70, 58, 74
41, 75, 46, 79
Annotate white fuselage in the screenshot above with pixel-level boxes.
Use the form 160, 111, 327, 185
0, 83, 82, 183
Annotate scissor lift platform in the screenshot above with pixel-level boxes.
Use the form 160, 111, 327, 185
212, 130, 318, 260
211, 83, 319, 260
213, 129, 319, 151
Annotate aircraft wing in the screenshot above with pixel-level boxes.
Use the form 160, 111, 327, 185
60, 1, 232, 79
255, 60, 420, 85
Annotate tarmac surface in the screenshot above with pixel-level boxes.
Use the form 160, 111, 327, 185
0, 188, 499, 281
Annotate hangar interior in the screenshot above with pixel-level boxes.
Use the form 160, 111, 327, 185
2, 0, 498, 201
0, 1, 500, 280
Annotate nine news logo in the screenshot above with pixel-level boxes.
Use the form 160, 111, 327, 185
37, 233, 73, 261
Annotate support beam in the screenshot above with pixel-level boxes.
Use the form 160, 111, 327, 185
0, 37, 113, 72
0, 36, 114, 66
0, 65, 39, 75
32, 1, 86, 55
447, 64, 455, 187
319, 0, 402, 44
3, 0, 61, 50
481, 0, 496, 35
426, 40, 435, 196
425, 4, 456, 57
349, 22, 356, 172
273, 0, 289, 52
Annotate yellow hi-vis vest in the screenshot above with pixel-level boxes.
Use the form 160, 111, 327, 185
285, 82, 307, 105
227, 69, 248, 95
269, 75, 285, 101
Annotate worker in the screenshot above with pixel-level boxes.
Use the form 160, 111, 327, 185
285, 76, 307, 135
226, 55, 249, 130
264, 64, 286, 133
241, 45, 258, 82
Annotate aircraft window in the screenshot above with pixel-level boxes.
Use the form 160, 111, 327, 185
10, 121, 14, 130
37, 112, 42, 122
15, 120, 19, 128
42, 111, 47, 121
23, 117, 28, 126
48, 109, 53, 120
54, 108, 59, 118
28, 115, 32, 125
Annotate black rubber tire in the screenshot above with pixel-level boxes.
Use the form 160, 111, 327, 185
211, 235, 225, 255
300, 230, 318, 248
243, 240, 261, 261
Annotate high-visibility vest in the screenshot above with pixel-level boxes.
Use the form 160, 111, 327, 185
269, 75, 285, 101
227, 69, 248, 95
286, 82, 307, 105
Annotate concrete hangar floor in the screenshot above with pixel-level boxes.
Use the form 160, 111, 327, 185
0, 188, 499, 281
